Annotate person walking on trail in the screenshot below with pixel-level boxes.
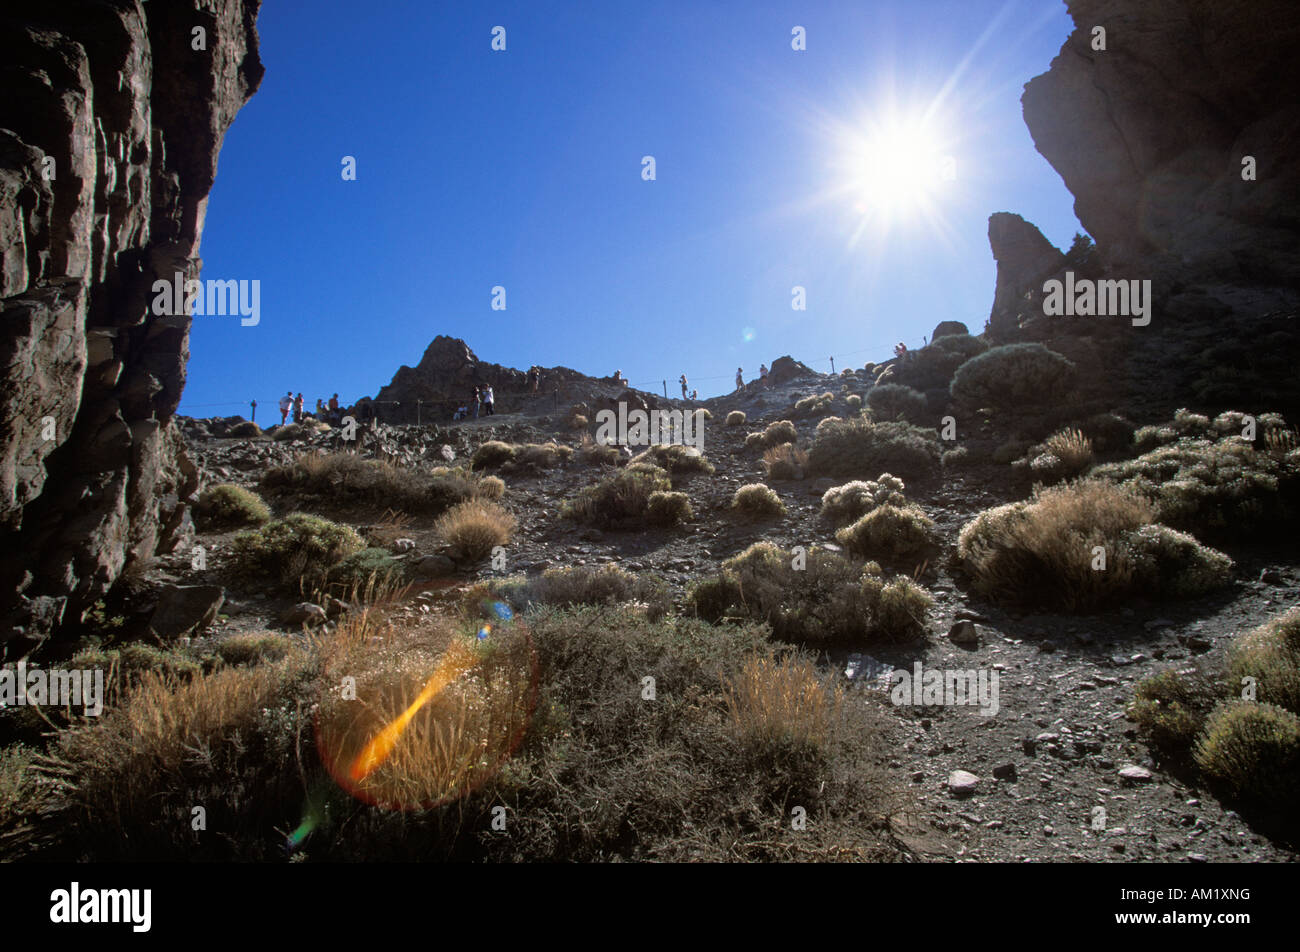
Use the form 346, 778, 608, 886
328, 393, 340, 423
483, 384, 496, 416
759, 364, 769, 386
473, 386, 482, 419
735, 367, 744, 391
679, 374, 689, 400
279, 391, 292, 425
292, 392, 304, 424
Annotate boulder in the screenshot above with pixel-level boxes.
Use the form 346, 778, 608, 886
930, 320, 969, 341
149, 584, 225, 640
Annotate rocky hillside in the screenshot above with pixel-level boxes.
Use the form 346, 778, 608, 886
0, 0, 263, 653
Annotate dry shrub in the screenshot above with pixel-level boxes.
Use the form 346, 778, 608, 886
579, 434, 621, 466
629, 443, 715, 477
263, 452, 492, 515
792, 392, 835, 419
807, 417, 941, 483
866, 383, 927, 423
494, 564, 671, 620
731, 483, 785, 517
646, 490, 694, 526
435, 500, 515, 562
726, 410, 747, 427
364, 508, 413, 548
1227, 606, 1300, 715
820, 474, 906, 525
214, 632, 294, 667
725, 651, 844, 753
762, 442, 807, 480
761, 420, 798, 447
1043, 427, 1094, 474
1194, 701, 1300, 808
471, 441, 516, 469
957, 479, 1233, 609
562, 467, 671, 526
231, 513, 365, 592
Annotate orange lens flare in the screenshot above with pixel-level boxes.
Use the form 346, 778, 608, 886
347, 642, 478, 783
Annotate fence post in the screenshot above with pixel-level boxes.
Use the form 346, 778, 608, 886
249, 399, 256, 422
830, 356, 835, 374
662, 380, 667, 398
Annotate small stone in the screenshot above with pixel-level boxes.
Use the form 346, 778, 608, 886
282, 602, 327, 627
992, 763, 1017, 781
947, 770, 979, 796
392, 538, 417, 554
1118, 764, 1153, 783
948, 619, 979, 646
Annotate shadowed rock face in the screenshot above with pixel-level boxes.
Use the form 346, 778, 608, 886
987, 213, 1066, 338
0, 0, 263, 654
1022, 0, 1300, 301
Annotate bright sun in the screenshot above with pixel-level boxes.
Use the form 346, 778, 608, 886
843, 115, 954, 219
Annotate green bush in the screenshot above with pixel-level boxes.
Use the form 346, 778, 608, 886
562, 467, 673, 526
866, 384, 928, 423
1227, 606, 1300, 714
688, 543, 930, 644
1091, 423, 1300, 540
820, 474, 906, 525
646, 491, 694, 526
807, 418, 941, 483
731, 484, 786, 517
835, 504, 936, 566
893, 334, 989, 391
950, 342, 1075, 412
1194, 701, 1300, 807
328, 547, 409, 590
194, 484, 271, 530
231, 513, 365, 591
494, 564, 671, 621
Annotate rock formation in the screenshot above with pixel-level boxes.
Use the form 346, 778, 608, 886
1021, 0, 1300, 306
986, 213, 1067, 338
0, 0, 263, 654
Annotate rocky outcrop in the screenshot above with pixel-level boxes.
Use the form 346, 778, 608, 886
0, 1, 263, 654
1022, 0, 1300, 304
373, 335, 640, 423
986, 213, 1067, 338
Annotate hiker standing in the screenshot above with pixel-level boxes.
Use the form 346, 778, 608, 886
529, 367, 541, 393
279, 391, 292, 425
759, 364, 769, 387
679, 374, 688, 400
483, 384, 496, 416
473, 386, 482, 419
735, 367, 744, 391
894, 342, 908, 359
292, 392, 304, 423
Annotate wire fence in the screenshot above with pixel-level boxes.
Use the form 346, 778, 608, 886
177, 334, 919, 420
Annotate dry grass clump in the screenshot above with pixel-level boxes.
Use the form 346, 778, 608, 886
646, 490, 694, 526
725, 651, 845, 753
806, 417, 941, 483
263, 452, 494, 515
562, 466, 672, 526
845, 394, 863, 411
435, 500, 515, 562
503, 442, 572, 473
957, 479, 1233, 609
731, 483, 786, 517
835, 504, 936, 567
629, 443, 715, 477
231, 513, 365, 592
820, 474, 906, 525
762, 442, 807, 480
493, 564, 671, 620
272, 423, 312, 442
1043, 428, 1094, 473
328, 546, 410, 590
214, 632, 294, 667
471, 440, 517, 469
688, 542, 931, 644
726, 410, 747, 427
792, 392, 835, 419
578, 434, 621, 466
194, 484, 271, 530
761, 420, 798, 447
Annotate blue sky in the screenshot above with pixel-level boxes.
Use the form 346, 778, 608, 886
181, 0, 1081, 416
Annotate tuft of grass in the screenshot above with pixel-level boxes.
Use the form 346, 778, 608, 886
1043, 428, 1094, 474
435, 500, 516, 562
726, 410, 747, 427
762, 442, 807, 480
214, 632, 294, 667
957, 479, 1233, 609
194, 484, 271, 530
731, 483, 786, 517
724, 651, 844, 754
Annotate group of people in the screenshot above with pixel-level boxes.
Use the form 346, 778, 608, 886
453, 384, 496, 421
279, 391, 343, 426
